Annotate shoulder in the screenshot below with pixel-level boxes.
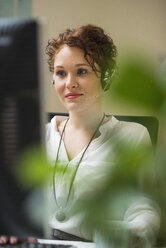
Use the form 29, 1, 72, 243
45, 115, 57, 140
45, 115, 68, 139
117, 117, 149, 138
106, 116, 151, 146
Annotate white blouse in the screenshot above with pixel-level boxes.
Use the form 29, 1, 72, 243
45, 115, 160, 244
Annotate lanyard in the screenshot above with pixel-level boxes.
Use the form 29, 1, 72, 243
53, 113, 105, 221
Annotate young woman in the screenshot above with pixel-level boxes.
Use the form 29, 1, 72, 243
0, 24, 159, 247
45, 25, 160, 247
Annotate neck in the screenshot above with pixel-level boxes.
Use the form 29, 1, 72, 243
68, 108, 104, 131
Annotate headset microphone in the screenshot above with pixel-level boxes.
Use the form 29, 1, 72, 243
84, 91, 103, 100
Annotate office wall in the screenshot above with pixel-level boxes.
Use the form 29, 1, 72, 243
0, 0, 32, 18
32, 0, 166, 115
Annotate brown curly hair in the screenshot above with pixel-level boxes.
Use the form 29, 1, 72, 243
46, 24, 117, 91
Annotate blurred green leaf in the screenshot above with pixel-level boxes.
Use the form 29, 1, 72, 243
110, 55, 165, 112
15, 146, 52, 188
72, 137, 155, 230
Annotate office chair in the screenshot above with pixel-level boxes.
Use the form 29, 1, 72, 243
47, 113, 159, 146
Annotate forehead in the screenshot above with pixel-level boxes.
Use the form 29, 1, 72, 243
54, 45, 87, 67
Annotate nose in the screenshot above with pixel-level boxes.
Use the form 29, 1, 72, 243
66, 73, 78, 89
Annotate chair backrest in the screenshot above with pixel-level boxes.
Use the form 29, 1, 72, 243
47, 113, 158, 146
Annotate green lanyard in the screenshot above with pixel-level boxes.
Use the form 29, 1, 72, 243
53, 113, 105, 222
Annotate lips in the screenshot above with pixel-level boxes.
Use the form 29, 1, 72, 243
65, 92, 83, 99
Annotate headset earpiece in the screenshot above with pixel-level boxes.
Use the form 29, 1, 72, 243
102, 68, 116, 91
52, 74, 55, 84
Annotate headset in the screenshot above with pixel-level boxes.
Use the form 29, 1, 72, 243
101, 68, 116, 92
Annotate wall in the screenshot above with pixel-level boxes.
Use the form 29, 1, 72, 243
0, 0, 32, 18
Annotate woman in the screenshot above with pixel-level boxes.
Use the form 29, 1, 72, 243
45, 24, 160, 247
0, 24, 159, 246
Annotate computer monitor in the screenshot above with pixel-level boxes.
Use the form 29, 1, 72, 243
0, 19, 44, 237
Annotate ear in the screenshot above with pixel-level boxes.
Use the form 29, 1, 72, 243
52, 74, 55, 84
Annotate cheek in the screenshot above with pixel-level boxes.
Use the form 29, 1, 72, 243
90, 78, 102, 92
54, 83, 64, 97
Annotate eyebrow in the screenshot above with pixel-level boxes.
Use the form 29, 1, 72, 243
54, 65, 64, 69
75, 63, 89, 67
54, 63, 89, 69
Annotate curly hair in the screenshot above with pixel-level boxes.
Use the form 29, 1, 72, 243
46, 24, 117, 90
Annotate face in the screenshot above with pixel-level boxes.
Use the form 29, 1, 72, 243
53, 45, 102, 113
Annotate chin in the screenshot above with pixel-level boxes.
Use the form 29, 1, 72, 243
64, 98, 100, 113
64, 102, 87, 113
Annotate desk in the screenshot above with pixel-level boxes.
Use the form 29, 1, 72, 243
37, 238, 95, 248
37, 239, 165, 248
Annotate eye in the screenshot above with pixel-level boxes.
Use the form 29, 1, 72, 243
56, 70, 66, 77
77, 68, 88, 76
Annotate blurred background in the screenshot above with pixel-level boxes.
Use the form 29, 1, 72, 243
0, 0, 165, 116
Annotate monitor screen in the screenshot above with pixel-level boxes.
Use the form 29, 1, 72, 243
0, 19, 44, 237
